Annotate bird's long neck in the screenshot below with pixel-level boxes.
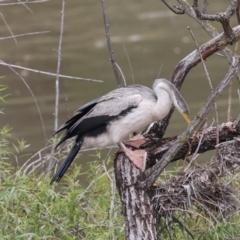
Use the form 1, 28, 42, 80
153, 88, 172, 120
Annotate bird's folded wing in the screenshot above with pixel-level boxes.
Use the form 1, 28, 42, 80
68, 94, 142, 134
86, 94, 142, 118
55, 94, 142, 148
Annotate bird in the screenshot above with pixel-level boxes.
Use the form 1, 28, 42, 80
50, 78, 190, 184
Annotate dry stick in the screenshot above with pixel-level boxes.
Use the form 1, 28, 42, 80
161, 0, 185, 15
54, 0, 65, 132
5, 62, 47, 140
187, 26, 220, 146
143, 61, 239, 189
0, 31, 50, 40
18, 0, 34, 13
20, 145, 52, 172
178, 0, 235, 62
48, 0, 65, 172
123, 44, 135, 84
180, 0, 240, 83
100, 0, 123, 87
0, 60, 103, 82
193, 0, 237, 22
0, 61, 103, 82
228, 81, 232, 121
185, 122, 207, 169
0, 13, 17, 45
0, 0, 49, 6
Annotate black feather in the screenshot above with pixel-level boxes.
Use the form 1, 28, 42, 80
50, 136, 83, 184
53, 100, 99, 137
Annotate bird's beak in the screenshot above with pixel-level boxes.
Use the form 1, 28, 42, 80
182, 112, 191, 125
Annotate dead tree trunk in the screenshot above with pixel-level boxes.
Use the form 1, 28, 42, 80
114, 154, 159, 240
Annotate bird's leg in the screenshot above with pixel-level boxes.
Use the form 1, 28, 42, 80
123, 134, 147, 148
118, 141, 147, 171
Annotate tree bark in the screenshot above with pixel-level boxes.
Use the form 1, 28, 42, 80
144, 120, 240, 168
114, 154, 159, 240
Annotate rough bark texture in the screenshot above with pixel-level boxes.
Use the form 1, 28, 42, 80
144, 121, 239, 168
114, 154, 159, 240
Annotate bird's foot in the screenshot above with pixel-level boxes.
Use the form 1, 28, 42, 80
118, 141, 147, 171
123, 134, 147, 148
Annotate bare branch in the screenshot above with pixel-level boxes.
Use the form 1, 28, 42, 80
54, 0, 65, 132
0, 61, 103, 82
193, 0, 237, 42
0, 12, 17, 45
0, 31, 49, 40
143, 59, 240, 189
144, 119, 240, 168
100, 0, 123, 87
5, 62, 47, 141
187, 26, 219, 145
146, 25, 240, 138
178, 0, 236, 64
161, 0, 184, 15
0, 0, 49, 6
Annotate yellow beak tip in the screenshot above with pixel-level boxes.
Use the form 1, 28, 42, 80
182, 112, 191, 125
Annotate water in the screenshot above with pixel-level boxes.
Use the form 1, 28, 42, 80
0, 1, 239, 171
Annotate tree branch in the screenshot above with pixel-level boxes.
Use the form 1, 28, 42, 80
146, 25, 240, 138
100, 0, 124, 87
193, 0, 237, 42
142, 59, 240, 189
144, 117, 240, 168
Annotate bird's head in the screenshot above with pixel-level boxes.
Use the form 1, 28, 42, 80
153, 79, 191, 125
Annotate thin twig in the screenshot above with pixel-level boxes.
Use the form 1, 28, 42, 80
0, 61, 103, 82
100, 0, 123, 87
123, 44, 135, 84
0, 31, 50, 41
0, 0, 49, 5
0, 12, 17, 45
187, 26, 219, 145
18, 1, 33, 13
5, 62, 47, 141
54, 0, 65, 132
228, 81, 232, 121
178, 0, 235, 63
162, 0, 185, 14
187, 122, 207, 166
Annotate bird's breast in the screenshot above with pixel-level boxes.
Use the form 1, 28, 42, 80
82, 99, 160, 149
84, 95, 171, 148
107, 100, 156, 143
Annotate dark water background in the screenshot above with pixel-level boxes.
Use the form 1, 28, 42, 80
0, 1, 239, 172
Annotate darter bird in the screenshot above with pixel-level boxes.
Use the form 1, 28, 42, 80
50, 78, 190, 184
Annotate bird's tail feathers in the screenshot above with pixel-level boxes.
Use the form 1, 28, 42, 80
50, 137, 83, 184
